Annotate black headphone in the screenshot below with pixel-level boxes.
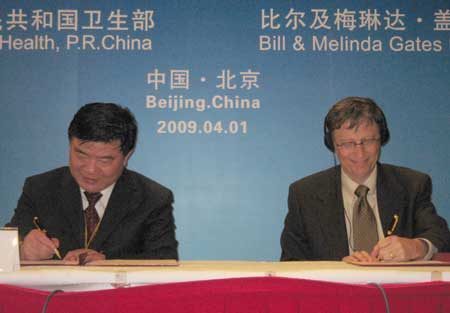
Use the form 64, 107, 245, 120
323, 99, 390, 152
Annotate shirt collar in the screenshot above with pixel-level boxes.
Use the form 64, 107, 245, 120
80, 183, 116, 210
341, 165, 377, 196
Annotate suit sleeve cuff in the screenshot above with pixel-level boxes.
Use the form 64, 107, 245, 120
418, 238, 437, 260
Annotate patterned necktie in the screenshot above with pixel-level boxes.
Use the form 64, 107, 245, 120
84, 192, 102, 245
352, 185, 378, 252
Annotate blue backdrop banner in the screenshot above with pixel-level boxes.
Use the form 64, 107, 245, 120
0, 0, 449, 260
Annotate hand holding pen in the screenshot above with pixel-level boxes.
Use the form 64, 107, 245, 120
20, 217, 62, 260
344, 214, 401, 263
371, 214, 400, 261
31, 217, 62, 259
371, 214, 428, 261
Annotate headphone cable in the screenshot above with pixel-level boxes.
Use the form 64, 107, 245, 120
368, 283, 391, 313
42, 289, 64, 313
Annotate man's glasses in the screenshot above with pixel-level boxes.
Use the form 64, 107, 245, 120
335, 137, 380, 151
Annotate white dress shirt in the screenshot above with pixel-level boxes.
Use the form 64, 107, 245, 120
80, 183, 115, 220
341, 166, 435, 259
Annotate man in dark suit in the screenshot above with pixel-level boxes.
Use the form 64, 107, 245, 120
280, 97, 449, 262
7, 102, 178, 262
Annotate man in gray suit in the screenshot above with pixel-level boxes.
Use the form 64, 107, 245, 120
7, 102, 178, 262
280, 97, 449, 262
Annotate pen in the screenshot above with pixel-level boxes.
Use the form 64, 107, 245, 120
32, 216, 62, 259
386, 214, 399, 236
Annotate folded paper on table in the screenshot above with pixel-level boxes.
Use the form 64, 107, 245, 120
346, 260, 450, 267
21, 259, 79, 266
21, 259, 178, 267
85, 259, 178, 267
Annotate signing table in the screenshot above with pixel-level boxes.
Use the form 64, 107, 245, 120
1, 261, 450, 313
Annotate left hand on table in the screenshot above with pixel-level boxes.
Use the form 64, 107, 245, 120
63, 248, 105, 264
342, 250, 378, 263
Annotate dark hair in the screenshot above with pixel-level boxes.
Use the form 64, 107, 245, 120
323, 97, 390, 152
68, 102, 138, 155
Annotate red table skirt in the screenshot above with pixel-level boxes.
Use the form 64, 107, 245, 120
1, 277, 449, 313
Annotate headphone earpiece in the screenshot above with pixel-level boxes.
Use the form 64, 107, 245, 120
323, 114, 334, 153
378, 112, 390, 146
323, 123, 334, 152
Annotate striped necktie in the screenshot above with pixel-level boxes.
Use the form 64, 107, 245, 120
352, 185, 378, 252
84, 192, 102, 245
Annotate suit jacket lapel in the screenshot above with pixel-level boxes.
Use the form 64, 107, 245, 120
91, 170, 140, 250
58, 169, 85, 247
316, 167, 349, 257
377, 164, 407, 236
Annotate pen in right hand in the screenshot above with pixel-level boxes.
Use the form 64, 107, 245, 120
387, 214, 399, 236
32, 217, 62, 259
